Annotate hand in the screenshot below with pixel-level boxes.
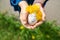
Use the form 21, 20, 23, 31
30, 3, 46, 29
18, 1, 45, 29
18, 1, 34, 29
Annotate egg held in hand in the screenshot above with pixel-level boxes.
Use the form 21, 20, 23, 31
28, 12, 37, 25
26, 4, 42, 25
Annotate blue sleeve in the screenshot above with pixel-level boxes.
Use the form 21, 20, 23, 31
10, 0, 34, 12
10, 0, 22, 11
26, 0, 34, 5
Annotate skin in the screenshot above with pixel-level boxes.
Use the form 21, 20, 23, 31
18, 1, 45, 29
34, 0, 45, 4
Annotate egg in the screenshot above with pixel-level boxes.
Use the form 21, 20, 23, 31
26, 4, 42, 25
28, 12, 37, 25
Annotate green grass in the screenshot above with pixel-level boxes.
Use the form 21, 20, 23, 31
0, 12, 60, 40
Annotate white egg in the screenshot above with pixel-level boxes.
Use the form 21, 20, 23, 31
28, 13, 37, 25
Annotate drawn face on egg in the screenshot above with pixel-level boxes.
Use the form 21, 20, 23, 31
26, 4, 42, 25
28, 12, 37, 25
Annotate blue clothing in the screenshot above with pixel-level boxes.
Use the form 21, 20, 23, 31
10, 0, 22, 11
10, 0, 48, 12
26, 0, 34, 5
10, 0, 34, 12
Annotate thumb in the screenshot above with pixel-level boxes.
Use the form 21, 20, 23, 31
18, 1, 28, 13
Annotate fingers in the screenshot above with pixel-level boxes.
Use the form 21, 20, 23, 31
35, 21, 43, 27
24, 24, 33, 29
20, 12, 28, 25
42, 11, 46, 21
35, 3, 46, 21
19, 2, 46, 29
18, 1, 28, 8
19, 1, 29, 28
18, 1, 28, 14
31, 3, 46, 29
40, 5, 46, 21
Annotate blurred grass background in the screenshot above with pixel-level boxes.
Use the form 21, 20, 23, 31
0, 12, 60, 40
0, 0, 60, 40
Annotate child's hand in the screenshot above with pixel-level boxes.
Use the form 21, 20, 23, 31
18, 1, 34, 29
18, 1, 45, 29
27, 3, 46, 29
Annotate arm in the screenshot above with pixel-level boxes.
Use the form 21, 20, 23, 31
10, 0, 35, 11
34, 0, 48, 7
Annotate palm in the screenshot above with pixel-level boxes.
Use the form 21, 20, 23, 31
19, 1, 45, 29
